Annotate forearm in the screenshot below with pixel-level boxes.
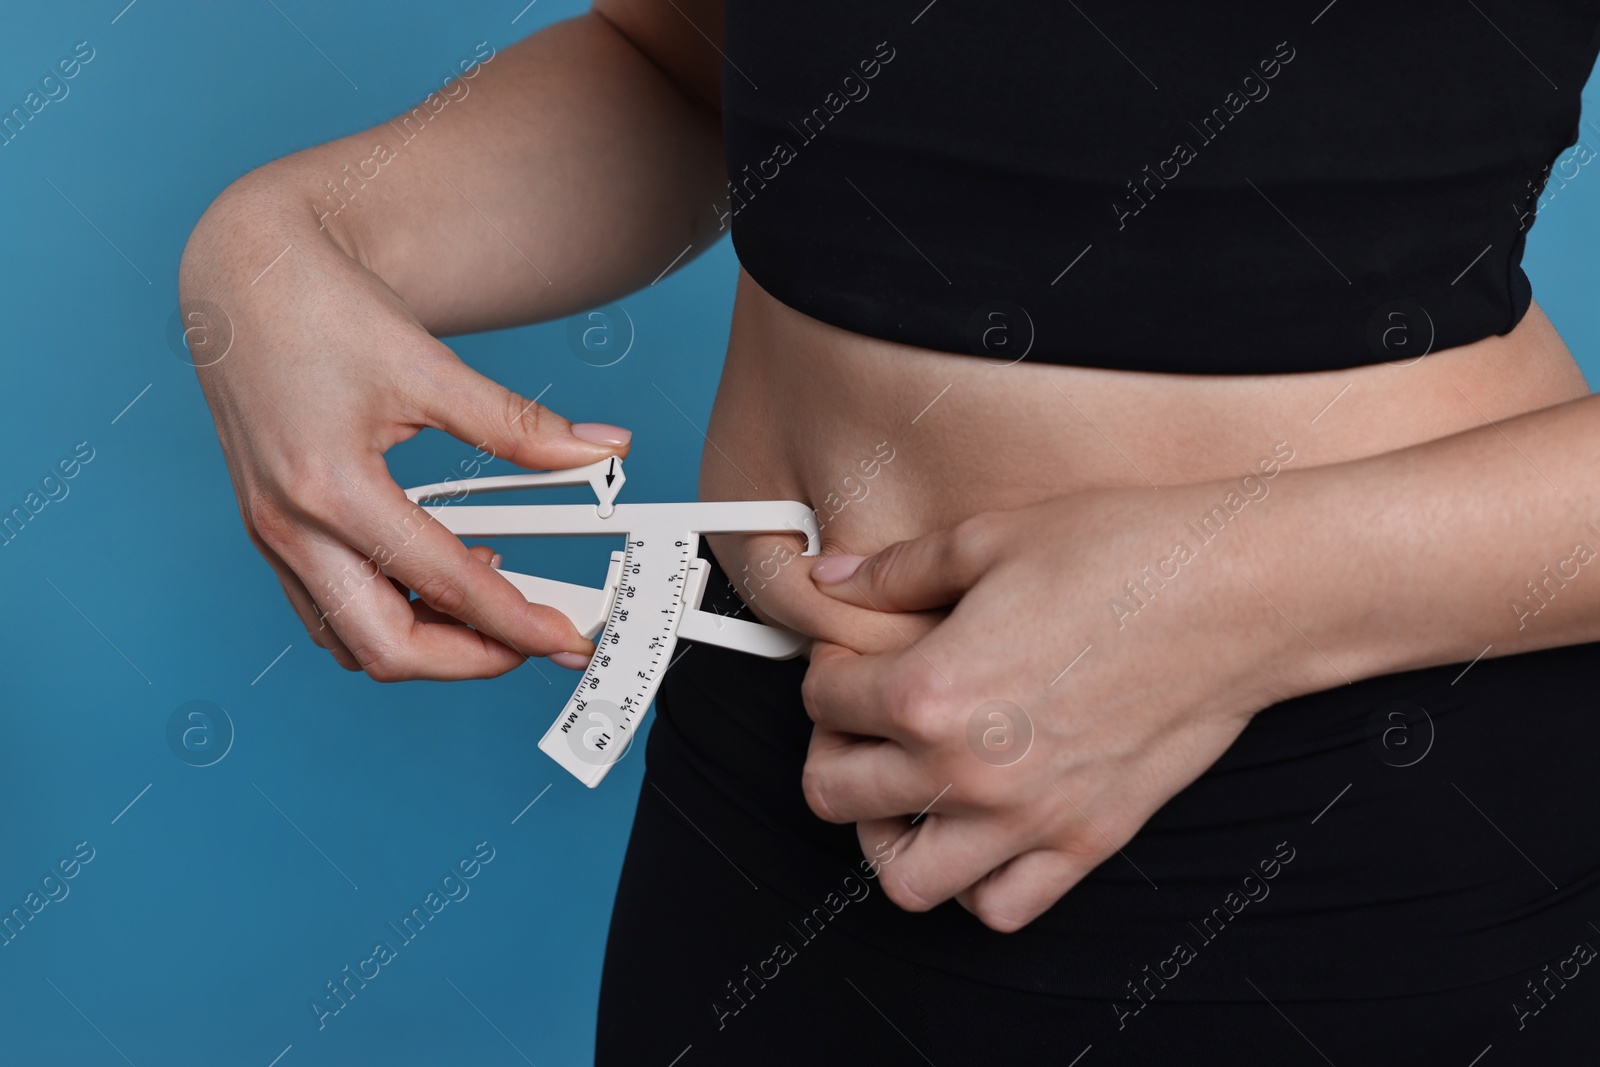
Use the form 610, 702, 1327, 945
181, 11, 725, 336
1251, 390, 1600, 691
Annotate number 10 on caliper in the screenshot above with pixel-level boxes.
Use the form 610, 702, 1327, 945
404, 458, 820, 787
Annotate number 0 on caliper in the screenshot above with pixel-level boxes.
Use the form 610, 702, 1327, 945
404, 458, 820, 787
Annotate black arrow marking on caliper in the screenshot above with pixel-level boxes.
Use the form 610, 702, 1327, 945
605, 458, 616, 487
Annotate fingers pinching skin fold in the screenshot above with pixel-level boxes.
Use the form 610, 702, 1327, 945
809, 513, 1008, 612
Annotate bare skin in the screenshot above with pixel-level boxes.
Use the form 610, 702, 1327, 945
704, 271, 1589, 647
182, 3, 1600, 933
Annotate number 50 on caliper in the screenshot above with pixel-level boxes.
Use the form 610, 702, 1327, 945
404, 458, 819, 787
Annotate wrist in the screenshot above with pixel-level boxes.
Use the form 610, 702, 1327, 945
179, 163, 358, 305
1237, 459, 1422, 695
1148, 472, 1333, 707
1066, 476, 1323, 712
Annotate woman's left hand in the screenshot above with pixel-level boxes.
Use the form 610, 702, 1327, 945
800, 483, 1317, 932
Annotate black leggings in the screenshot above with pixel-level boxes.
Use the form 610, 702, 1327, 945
597, 556, 1600, 1065
598, 775, 1600, 1066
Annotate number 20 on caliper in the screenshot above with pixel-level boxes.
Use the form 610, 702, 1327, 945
404, 458, 820, 786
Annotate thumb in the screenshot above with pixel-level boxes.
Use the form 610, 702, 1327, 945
809, 518, 998, 612
420, 359, 631, 470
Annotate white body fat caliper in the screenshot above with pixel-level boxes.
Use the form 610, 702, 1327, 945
404, 458, 819, 787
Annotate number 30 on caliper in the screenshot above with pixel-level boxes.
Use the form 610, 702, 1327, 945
404, 458, 820, 787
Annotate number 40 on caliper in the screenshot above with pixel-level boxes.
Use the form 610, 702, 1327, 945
404, 458, 820, 787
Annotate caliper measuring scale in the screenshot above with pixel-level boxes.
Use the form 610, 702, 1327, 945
405, 457, 820, 787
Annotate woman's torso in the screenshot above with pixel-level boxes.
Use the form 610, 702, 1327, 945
666, 278, 1600, 1007
647, 0, 1600, 1010
703, 277, 1589, 645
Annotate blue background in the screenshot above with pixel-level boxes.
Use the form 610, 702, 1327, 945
2, 2, 1599, 1065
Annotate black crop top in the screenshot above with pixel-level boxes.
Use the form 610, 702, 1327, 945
719, 1, 1600, 374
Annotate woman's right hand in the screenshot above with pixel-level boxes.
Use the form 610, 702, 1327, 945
180, 196, 631, 682
177, 7, 728, 681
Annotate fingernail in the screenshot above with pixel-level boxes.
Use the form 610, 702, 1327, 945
489, 552, 503, 570
548, 651, 591, 670
571, 422, 632, 446
811, 554, 865, 585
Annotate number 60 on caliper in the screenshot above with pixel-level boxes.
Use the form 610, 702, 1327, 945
403, 458, 820, 787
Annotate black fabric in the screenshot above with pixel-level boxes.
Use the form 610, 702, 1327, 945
719, 0, 1600, 374
597, 552, 1600, 1061
598, 773, 1600, 1065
